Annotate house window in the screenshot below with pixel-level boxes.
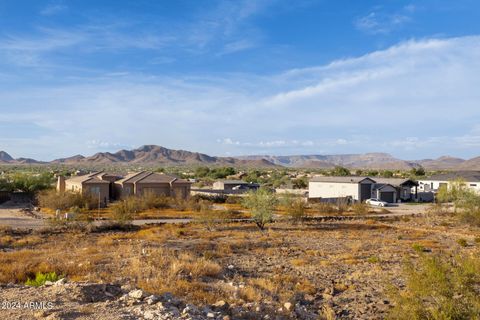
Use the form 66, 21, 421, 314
125, 186, 131, 194
470, 184, 477, 187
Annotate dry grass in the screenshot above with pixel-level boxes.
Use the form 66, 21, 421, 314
0, 215, 478, 315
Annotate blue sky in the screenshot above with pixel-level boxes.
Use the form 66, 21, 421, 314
1, 0, 480, 161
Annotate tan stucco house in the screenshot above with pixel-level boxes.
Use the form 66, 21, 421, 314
114, 171, 191, 199
57, 171, 191, 206
57, 171, 114, 206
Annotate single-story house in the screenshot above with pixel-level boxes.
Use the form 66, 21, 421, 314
114, 171, 191, 199
213, 180, 260, 193
309, 176, 420, 204
373, 178, 419, 202
57, 172, 114, 206
308, 177, 376, 203
418, 171, 480, 194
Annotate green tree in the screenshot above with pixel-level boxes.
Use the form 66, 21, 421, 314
243, 188, 277, 230
292, 176, 308, 189
383, 170, 394, 178
410, 167, 426, 177
332, 166, 350, 176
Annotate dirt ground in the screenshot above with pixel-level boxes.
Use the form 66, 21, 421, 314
0, 203, 478, 319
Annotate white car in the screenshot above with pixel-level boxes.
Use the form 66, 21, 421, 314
365, 198, 388, 207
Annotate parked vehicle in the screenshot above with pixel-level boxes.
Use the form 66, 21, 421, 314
365, 198, 388, 207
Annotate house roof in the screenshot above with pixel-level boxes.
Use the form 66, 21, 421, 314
426, 171, 480, 182
374, 178, 419, 187
66, 171, 109, 184
116, 171, 152, 184
116, 171, 191, 185
372, 183, 397, 191
309, 176, 375, 184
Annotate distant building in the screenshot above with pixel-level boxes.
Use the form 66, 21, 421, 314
308, 177, 376, 203
213, 180, 260, 193
418, 171, 480, 194
57, 171, 191, 205
308, 176, 420, 203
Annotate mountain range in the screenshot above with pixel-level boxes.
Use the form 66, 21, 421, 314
0, 145, 479, 170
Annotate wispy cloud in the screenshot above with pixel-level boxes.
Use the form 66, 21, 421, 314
1, 35, 480, 159
40, 2, 68, 16
354, 5, 414, 34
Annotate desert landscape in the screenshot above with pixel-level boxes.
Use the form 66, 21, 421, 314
0, 159, 479, 319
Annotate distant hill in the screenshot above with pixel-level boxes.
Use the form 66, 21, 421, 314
416, 156, 466, 170
238, 153, 421, 170
52, 145, 278, 167
0, 146, 477, 170
0, 151, 14, 163
455, 156, 480, 170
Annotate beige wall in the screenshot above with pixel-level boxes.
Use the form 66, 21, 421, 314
309, 182, 360, 200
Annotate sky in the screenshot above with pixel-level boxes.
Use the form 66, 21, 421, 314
0, 0, 480, 161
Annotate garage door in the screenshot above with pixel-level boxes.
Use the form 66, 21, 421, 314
380, 192, 394, 203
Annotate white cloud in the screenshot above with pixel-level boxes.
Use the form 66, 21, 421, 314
1, 35, 480, 159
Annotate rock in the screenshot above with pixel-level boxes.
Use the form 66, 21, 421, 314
44, 281, 54, 286
207, 312, 215, 318
128, 289, 145, 300
54, 278, 66, 286
227, 265, 234, 270
212, 300, 228, 310
143, 310, 156, 320
284, 302, 292, 311
145, 295, 158, 305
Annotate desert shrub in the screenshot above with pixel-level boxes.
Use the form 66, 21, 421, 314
435, 180, 480, 226
140, 192, 172, 209
457, 238, 468, 247
367, 256, 380, 264
312, 202, 339, 214
351, 202, 369, 215
412, 243, 426, 253
388, 253, 480, 320
25, 272, 61, 287
37, 189, 97, 211
243, 188, 277, 230
110, 197, 143, 223
282, 195, 307, 224
225, 195, 243, 204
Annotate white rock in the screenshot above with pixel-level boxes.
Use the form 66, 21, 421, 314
284, 302, 292, 311
44, 281, 54, 286
145, 295, 158, 305
54, 278, 66, 286
128, 289, 145, 300
207, 312, 215, 318
143, 310, 156, 320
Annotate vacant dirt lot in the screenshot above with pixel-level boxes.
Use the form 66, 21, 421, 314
0, 205, 478, 319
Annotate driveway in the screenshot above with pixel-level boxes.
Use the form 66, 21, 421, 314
0, 202, 46, 229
